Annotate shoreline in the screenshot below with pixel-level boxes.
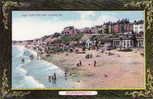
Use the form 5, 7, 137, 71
40, 48, 145, 89
12, 45, 78, 88
13, 45, 145, 89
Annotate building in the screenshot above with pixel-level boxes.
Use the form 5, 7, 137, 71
79, 27, 91, 34
133, 20, 144, 36
91, 27, 98, 34
112, 37, 144, 49
95, 25, 103, 34
112, 19, 133, 34
108, 24, 113, 34
137, 37, 144, 48
62, 26, 78, 35
127, 23, 133, 33
102, 24, 109, 34
112, 23, 120, 33
103, 41, 113, 50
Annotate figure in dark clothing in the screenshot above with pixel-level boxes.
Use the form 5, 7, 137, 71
48, 75, 51, 83
21, 58, 24, 63
64, 72, 67, 77
104, 74, 108, 78
51, 76, 55, 84
64, 69, 69, 80
53, 73, 56, 80
94, 60, 96, 67
64, 72, 68, 80
76, 63, 80, 67
51, 73, 56, 84
30, 55, 34, 60
79, 60, 82, 66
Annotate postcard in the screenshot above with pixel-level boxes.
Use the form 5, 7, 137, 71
11, 11, 145, 90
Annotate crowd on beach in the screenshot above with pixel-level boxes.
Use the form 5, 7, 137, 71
18, 40, 143, 87
46, 60, 97, 84
45, 48, 122, 84
17, 34, 143, 86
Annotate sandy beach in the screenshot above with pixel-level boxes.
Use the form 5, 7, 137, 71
42, 48, 145, 89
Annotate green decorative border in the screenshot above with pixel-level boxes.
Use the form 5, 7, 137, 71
0, 0, 153, 99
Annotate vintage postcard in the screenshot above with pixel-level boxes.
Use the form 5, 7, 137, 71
12, 11, 145, 90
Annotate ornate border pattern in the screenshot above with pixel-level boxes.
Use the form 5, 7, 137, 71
0, 0, 153, 98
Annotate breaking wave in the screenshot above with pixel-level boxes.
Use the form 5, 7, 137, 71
12, 46, 74, 88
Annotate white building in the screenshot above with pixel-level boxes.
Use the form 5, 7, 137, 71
133, 20, 144, 35
112, 37, 144, 49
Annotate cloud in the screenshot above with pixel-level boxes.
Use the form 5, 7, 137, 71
96, 15, 119, 24
12, 14, 119, 41
77, 11, 96, 19
12, 18, 67, 40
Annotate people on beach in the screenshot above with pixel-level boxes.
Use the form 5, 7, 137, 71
21, 58, 24, 63
48, 73, 57, 84
76, 63, 80, 67
104, 74, 108, 78
30, 55, 34, 60
94, 60, 96, 67
76, 60, 82, 67
101, 49, 104, 53
64, 71, 68, 80
48, 74, 52, 83
64, 71, 67, 77
79, 60, 82, 66
50, 73, 56, 84
108, 51, 111, 56
64, 68, 70, 80
53, 73, 56, 80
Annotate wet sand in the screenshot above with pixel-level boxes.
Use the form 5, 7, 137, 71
42, 49, 145, 89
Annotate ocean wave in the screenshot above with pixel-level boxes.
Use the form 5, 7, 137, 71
13, 75, 45, 88
12, 46, 45, 88
12, 45, 74, 88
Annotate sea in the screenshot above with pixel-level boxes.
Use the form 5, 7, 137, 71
12, 46, 75, 89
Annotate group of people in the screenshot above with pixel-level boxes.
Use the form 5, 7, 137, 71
76, 60, 82, 67
88, 60, 97, 67
21, 54, 34, 64
48, 73, 57, 84
76, 60, 97, 67
48, 71, 69, 83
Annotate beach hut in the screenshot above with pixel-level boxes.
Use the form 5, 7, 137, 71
86, 39, 92, 49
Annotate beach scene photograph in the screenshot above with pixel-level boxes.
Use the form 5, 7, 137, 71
12, 11, 145, 89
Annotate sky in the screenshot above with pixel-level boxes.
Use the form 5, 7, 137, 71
12, 11, 144, 41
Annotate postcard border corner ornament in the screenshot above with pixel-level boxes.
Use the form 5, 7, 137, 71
1, 69, 31, 98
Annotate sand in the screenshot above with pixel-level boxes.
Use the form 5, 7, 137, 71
42, 48, 145, 89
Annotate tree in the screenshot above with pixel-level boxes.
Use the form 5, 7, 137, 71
53, 32, 61, 38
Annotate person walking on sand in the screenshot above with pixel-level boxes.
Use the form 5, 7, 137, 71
79, 60, 82, 66
94, 60, 96, 67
